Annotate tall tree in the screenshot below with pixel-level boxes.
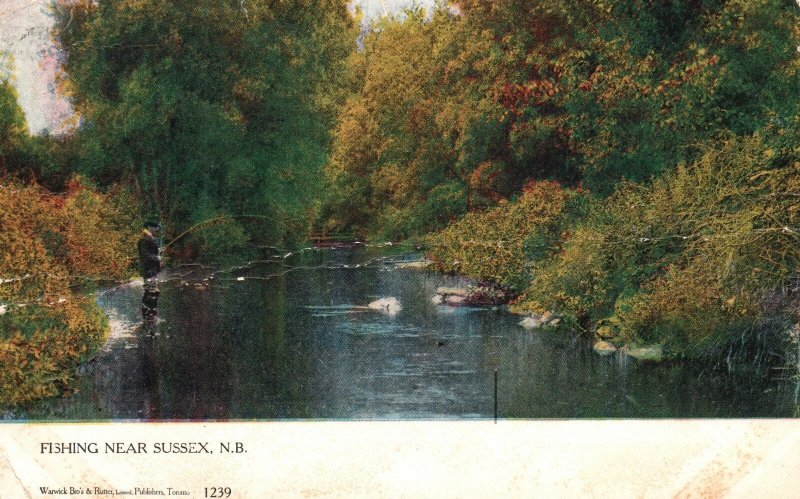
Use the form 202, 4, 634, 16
0, 54, 37, 178
55, 0, 356, 252
325, 0, 799, 237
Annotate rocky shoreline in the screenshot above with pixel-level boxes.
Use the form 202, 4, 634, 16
404, 260, 667, 362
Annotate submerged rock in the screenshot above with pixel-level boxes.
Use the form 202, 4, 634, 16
368, 297, 402, 315
434, 284, 510, 307
593, 341, 617, 355
519, 311, 560, 330
623, 344, 663, 362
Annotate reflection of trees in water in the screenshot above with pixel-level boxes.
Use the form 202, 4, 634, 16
139, 327, 161, 420
80, 282, 236, 420
226, 272, 315, 418
155, 284, 233, 419
86, 322, 163, 419
24, 250, 800, 420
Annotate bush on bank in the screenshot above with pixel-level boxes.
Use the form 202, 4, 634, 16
426, 180, 588, 292
430, 130, 800, 360
0, 177, 139, 407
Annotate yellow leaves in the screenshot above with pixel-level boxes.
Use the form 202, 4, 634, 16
1, 297, 109, 407
0, 178, 125, 408
428, 181, 576, 289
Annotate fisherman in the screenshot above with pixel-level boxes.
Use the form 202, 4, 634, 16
138, 221, 164, 321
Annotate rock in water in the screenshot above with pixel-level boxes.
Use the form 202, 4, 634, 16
368, 297, 402, 315
596, 325, 616, 339
624, 344, 663, 362
395, 260, 433, 270
445, 295, 467, 306
593, 341, 617, 355
519, 316, 542, 329
436, 287, 470, 297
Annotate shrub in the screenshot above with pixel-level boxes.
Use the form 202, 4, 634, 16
0, 177, 139, 407
426, 180, 582, 291
514, 226, 611, 331
515, 131, 800, 358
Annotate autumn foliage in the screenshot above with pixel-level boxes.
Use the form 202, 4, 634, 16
0, 178, 139, 407
364, 0, 800, 360
427, 180, 585, 291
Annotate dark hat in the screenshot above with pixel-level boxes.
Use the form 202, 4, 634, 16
144, 220, 162, 230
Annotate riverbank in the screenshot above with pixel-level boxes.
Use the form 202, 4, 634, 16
426, 136, 800, 367
0, 296, 110, 408
0, 178, 139, 409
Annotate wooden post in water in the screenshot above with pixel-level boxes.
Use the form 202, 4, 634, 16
494, 368, 498, 424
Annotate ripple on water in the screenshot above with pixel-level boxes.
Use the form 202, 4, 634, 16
337, 321, 422, 337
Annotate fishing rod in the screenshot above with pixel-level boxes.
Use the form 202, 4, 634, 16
162, 214, 281, 251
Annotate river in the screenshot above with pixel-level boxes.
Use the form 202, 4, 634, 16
24, 245, 798, 420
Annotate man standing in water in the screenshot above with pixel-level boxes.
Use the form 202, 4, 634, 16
138, 221, 164, 322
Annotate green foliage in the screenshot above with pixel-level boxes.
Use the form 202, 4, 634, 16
322, 7, 460, 239
516, 131, 800, 357
326, 0, 799, 233
567, 0, 800, 194
321, 0, 799, 362
0, 76, 27, 169
55, 0, 356, 255
0, 55, 58, 183
5, 0, 793, 374
427, 181, 582, 291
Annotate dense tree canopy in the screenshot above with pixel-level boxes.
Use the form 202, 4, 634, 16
55, 0, 356, 252
0, 55, 54, 182
325, 0, 800, 237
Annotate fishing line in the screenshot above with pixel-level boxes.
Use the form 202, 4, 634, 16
0, 247, 420, 307
162, 214, 283, 251
2, 213, 797, 307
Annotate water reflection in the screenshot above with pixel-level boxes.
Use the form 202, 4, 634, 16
25, 247, 798, 420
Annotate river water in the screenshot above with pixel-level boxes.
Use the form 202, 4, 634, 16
25, 246, 798, 420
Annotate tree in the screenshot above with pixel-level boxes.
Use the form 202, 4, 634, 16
0, 54, 38, 178
55, 0, 356, 254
